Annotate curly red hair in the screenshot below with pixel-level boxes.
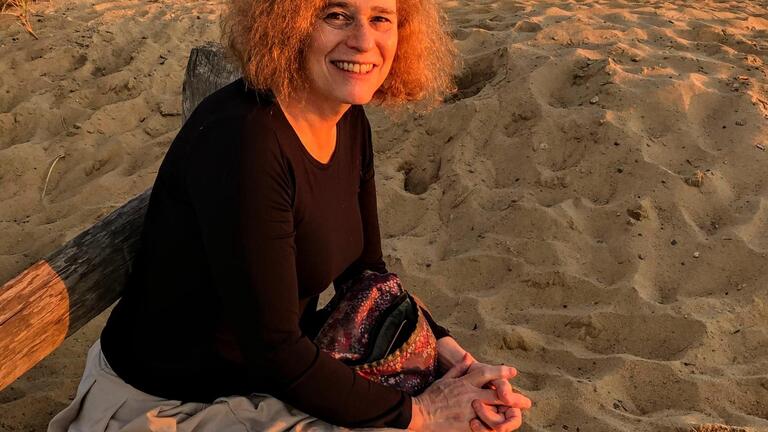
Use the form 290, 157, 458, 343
221, 0, 457, 107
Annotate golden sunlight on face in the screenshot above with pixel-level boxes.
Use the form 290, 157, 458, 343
305, 0, 398, 106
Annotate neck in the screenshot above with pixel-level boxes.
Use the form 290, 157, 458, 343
274, 90, 351, 134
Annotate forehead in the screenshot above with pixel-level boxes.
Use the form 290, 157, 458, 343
323, 0, 397, 12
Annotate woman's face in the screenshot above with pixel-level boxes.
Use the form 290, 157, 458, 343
304, 0, 398, 107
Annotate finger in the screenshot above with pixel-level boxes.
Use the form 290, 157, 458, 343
478, 409, 521, 432
484, 392, 532, 410
475, 388, 531, 411
442, 353, 475, 379
499, 364, 518, 379
464, 365, 517, 388
501, 408, 523, 431
473, 400, 505, 426
491, 380, 532, 410
470, 418, 493, 432
490, 378, 516, 406
474, 388, 504, 406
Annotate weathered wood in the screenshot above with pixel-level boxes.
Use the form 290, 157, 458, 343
182, 42, 241, 123
0, 42, 240, 391
0, 190, 149, 390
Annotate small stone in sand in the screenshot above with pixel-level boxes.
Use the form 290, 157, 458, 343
735, 120, 745, 126
627, 205, 648, 221
590, 96, 599, 104
693, 251, 700, 258
671, 239, 678, 246
638, 253, 645, 260
159, 102, 181, 117
685, 170, 705, 187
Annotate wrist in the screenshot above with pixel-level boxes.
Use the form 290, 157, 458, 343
436, 337, 474, 374
408, 397, 425, 431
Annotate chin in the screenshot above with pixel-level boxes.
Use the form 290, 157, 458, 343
337, 91, 376, 106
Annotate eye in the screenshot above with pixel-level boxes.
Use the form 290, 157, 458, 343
371, 14, 395, 28
324, 11, 352, 25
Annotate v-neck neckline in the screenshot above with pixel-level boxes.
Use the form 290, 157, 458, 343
273, 101, 344, 171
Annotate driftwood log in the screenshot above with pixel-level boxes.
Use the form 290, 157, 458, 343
182, 42, 241, 121
0, 43, 240, 391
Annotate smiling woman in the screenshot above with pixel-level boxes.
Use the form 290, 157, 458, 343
46, 1, 531, 432
222, 0, 456, 106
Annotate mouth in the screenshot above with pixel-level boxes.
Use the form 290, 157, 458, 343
330, 60, 376, 74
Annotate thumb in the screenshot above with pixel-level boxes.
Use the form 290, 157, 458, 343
441, 353, 474, 379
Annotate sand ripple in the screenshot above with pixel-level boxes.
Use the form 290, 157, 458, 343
1, 0, 767, 431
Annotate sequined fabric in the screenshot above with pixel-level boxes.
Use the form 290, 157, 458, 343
314, 271, 438, 395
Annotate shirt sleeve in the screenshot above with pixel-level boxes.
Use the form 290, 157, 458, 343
333, 108, 452, 341
187, 111, 413, 429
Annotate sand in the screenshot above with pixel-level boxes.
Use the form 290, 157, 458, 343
1, 0, 767, 431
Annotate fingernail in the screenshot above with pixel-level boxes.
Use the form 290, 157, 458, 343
470, 419, 479, 431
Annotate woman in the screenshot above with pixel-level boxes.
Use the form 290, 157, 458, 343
48, 0, 531, 431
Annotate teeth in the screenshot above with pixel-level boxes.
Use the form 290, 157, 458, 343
333, 61, 374, 74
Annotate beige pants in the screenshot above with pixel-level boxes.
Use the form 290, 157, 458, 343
48, 340, 400, 432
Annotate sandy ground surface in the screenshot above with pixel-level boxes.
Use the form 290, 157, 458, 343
1, 0, 768, 431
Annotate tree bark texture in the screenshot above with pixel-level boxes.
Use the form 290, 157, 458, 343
0, 43, 239, 391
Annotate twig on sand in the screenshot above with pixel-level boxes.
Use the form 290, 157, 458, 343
1, 0, 39, 39
451, 187, 476, 209
689, 424, 748, 432
42, 154, 65, 203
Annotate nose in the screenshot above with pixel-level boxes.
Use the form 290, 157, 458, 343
345, 20, 375, 52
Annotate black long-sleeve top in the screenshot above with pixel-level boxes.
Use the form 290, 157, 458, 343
100, 78, 451, 429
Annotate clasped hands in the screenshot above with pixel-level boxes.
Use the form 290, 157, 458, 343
460, 353, 531, 432
412, 352, 531, 432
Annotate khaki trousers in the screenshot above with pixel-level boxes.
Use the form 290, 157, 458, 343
48, 340, 400, 432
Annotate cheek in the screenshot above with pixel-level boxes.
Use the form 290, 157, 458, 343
386, 33, 398, 59
306, 49, 331, 85
306, 31, 332, 70
378, 36, 398, 70
383, 40, 398, 72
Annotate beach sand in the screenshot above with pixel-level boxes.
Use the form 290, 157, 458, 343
1, 0, 767, 431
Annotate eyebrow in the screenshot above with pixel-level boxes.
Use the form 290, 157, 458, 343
372, 5, 396, 15
323, 1, 396, 15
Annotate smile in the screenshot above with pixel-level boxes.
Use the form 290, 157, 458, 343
331, 61, 375, 74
